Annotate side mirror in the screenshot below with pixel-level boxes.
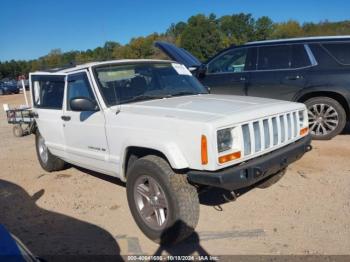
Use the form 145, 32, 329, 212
70, 97, 98, 112
197, 64, 207, 78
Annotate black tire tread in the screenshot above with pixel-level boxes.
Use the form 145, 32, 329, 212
127, 155, 199, 244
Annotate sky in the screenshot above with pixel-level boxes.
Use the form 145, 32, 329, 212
0, 0, 349, 61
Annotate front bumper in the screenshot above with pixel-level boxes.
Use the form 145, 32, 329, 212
187, 135, 312, 190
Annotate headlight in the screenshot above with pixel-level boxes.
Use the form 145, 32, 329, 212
217, 128, 233, 153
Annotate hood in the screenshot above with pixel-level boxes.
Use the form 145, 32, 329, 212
155, 41, 202, 69
119, 94, 304, 124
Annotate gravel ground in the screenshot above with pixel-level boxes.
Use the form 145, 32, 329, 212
0, 94, 349, 257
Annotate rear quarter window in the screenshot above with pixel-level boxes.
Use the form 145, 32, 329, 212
31, 75, 65, 109
291, 45, 312, 68
322, 42, 350, 65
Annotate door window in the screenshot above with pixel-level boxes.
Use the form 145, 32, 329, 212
207, 48, 248, 74
257, 45, 291, 70
291, 45, 312, 68
67, 72, 97, 110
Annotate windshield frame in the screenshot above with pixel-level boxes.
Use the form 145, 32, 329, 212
92, 61, 208, 107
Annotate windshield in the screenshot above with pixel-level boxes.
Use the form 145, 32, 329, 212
94, 62, 208, 106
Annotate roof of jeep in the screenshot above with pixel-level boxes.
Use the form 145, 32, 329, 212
32, 59, 174, 74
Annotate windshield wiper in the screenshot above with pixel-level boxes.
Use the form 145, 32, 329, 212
123, 95, 164, 104
167, 91, 199, 97
123, 92, 205, 104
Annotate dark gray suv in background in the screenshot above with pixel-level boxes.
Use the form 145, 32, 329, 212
156, 36, 350, 140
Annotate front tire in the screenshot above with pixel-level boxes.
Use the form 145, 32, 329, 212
126, 155, 199, 244
305, 97, 346, 140
35, 130, 66, 172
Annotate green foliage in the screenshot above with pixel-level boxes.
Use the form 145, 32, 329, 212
166, 22, 187, 38
255, 16, 274, 40
272, 20, 304, 38
1, 13, 350, 79
180, 14, 223, 60
219, 13, 256, 46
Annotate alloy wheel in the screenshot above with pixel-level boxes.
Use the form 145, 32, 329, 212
134, 175, 169, 230
308, 103, 339, 136
38, 136, 49, 163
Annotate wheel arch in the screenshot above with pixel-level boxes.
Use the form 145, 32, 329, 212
295, 90, 350, 120
122, 145, 188, 180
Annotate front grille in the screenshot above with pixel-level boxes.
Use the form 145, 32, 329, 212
242, 111, 300, 156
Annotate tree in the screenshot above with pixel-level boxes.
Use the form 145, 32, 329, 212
166, 22, 187, 38
180, 14, 223, 61
45, 49, 63, 69
219, 13, 256, 46
255, 16, 274, 40
272, 20, 305, 39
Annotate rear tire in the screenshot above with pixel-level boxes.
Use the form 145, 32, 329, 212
257, 169, 286, 189
126, 155, 199, 244
305, 97, 346, 140
13, 124, 24, 137
35, 130, 66, 172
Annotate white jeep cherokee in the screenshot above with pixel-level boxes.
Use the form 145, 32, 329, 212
29, 60, 311, 244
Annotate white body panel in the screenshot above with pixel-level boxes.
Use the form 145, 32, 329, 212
35, 108, 66, 158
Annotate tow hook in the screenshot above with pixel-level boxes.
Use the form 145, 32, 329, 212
223, 190, 237, 202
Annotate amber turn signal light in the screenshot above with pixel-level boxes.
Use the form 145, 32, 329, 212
218, 151, 241, 164
201, 135, 208, 165
300, 127, 309, 136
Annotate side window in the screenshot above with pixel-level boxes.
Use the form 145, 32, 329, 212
67, 73, 97, 110
291, 45, 312, 68
257, 45, 291, 70
31, 75, 65, 109
207, 48, 248, 74
322, 42, 350, 65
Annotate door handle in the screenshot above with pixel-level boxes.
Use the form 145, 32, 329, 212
61, 115, 71, 121
240, 76, 246, 81
286, 75, 303, 80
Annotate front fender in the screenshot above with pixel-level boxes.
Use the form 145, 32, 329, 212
119, 141, 189, 178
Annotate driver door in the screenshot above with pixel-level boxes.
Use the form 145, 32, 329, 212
62, 70, 110, 173
200, 47, 256, 96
